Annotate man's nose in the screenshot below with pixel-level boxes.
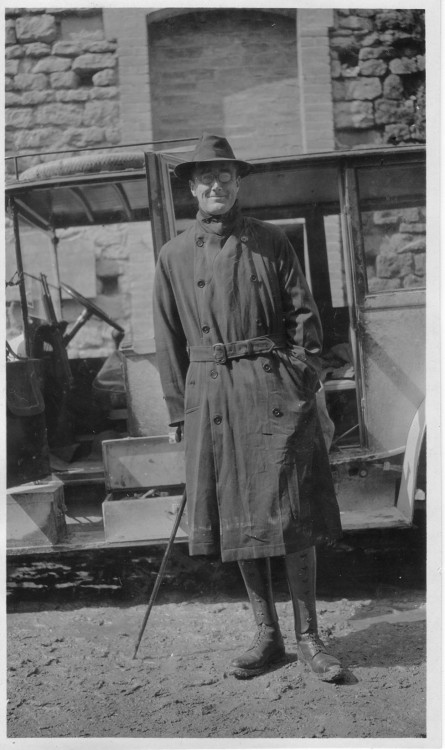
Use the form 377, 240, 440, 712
210, 176, 225, 188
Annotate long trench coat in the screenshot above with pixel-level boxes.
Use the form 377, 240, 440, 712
153, 210, 342, 562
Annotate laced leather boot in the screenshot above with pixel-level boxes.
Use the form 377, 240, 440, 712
228, 558, 285, 679
285, 546, 344, 683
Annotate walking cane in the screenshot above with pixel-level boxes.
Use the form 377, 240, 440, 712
132, 487, 187, 659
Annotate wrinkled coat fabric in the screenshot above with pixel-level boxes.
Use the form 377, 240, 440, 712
153, 210, 342, 562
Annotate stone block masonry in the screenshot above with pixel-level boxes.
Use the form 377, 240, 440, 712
15, 14, 58, 45
3, 7, 428, 164
329, 8, 425, 147
5, 9, 121, 176
363, 206, 426, 292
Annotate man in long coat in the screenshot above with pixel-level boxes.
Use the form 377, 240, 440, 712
153, 133, 344, 681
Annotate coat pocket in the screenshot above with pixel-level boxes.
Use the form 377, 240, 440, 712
184, 363, 202, 414
274, 349, 320, 398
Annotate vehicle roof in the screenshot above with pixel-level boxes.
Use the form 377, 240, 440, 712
5, 143, 425, 231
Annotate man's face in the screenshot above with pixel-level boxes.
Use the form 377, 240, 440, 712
190, 161, 241, 216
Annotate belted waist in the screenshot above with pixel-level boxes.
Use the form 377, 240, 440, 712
188, 334, 286, 364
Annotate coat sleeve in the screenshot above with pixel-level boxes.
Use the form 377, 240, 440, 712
276, 232, 324, 376
153, 250, 189, 425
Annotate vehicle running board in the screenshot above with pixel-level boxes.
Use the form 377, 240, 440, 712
340, 507, 411, 531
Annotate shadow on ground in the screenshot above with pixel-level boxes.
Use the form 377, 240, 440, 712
7, 513, 426, 614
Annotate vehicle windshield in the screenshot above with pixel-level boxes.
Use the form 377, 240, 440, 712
6, 215, 157, 360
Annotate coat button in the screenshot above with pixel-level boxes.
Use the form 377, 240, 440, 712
272, 408, 283, 417
250, 274, 257, 282
214, 415, 222, 425
202, 325, 210, 333
196, 238, 204, 247
197, 279, 205, 287
240, 235, 248, 243
210, 369, 218, 379
263, 363, 272, 372
256, 319, 263, 327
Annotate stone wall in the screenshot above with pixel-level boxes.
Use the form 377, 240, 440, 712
4, 6, 428, 179
5, 8, 120, 176
330, 9, 425, 148
363, 207, 426, 293
5, 8, 426, 358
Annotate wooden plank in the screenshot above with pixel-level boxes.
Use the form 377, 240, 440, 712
102, 435, 185, 491
7, 477, 66, 548
324, 379, 356, 392
103, 494, 188, 544
340, 507, 411, 531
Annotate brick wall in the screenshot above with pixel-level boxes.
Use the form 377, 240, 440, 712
103, 9, 152, 145
297, 9, 335, 151
147, 9, 302, 159
330, 9, 425, 147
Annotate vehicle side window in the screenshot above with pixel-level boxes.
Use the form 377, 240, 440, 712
357, 162, 426, 294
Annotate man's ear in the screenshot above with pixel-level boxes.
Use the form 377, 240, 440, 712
189, 179, 197, 198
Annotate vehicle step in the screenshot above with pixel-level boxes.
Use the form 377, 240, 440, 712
102, 493, 188, 544
340, 507, 411, 531
7, 476, 66, 548
102, 435, 185, 491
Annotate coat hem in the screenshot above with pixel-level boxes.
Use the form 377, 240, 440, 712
189, 529, 343, 563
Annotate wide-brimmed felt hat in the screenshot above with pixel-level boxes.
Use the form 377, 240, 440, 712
174, 132, 252, 181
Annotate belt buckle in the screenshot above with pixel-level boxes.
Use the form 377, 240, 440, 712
213, 343, 227, 364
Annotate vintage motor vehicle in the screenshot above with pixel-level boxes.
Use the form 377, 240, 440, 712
5, 141, 426, 555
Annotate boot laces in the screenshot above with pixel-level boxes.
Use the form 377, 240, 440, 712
299, 632, 326, 656
251, 623, 275, 648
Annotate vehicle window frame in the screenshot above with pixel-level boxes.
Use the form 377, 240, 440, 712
344, 156, 426, 307
145, 151, 178, 259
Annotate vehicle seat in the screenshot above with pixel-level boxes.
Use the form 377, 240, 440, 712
91, 349, 127, 414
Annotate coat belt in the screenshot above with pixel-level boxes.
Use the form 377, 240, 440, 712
188, 334, 286, 364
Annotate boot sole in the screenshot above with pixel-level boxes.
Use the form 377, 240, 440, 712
297, 656, 345, 683
315, 664, 345, 683
296, 642, 345, 683
227, 651, 286, 680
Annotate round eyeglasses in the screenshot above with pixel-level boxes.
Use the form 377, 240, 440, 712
194, 170, 234, 185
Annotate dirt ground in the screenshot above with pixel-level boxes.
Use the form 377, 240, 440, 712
6, 526, 427, 742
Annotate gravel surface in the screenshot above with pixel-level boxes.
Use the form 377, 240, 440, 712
6, 525, 428, 741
